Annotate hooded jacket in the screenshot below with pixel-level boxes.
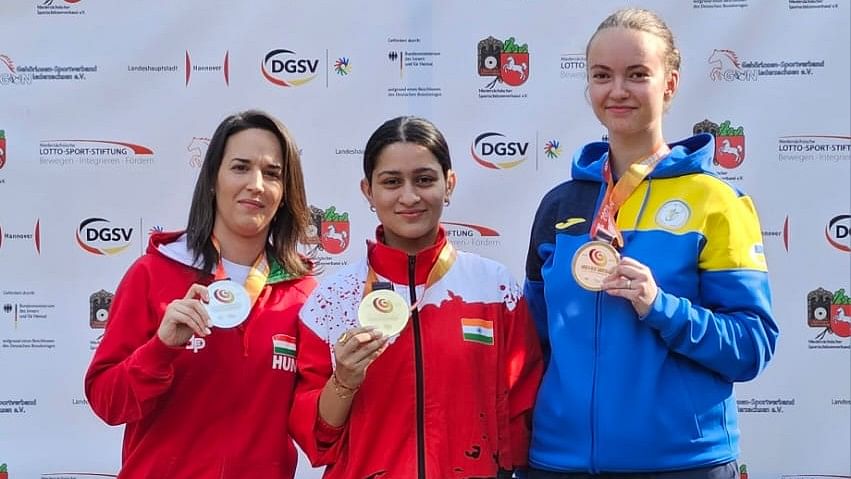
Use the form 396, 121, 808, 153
85, 231, 316, 479
291, 227, 544, 479
525, 134, 778, 473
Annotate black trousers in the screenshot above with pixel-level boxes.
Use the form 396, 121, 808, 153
528, 461, 738, 479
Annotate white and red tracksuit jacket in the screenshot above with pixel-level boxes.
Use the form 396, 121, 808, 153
290, 227, 543, 479
85, 231, 316, 479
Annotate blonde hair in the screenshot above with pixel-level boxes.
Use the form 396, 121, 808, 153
586, 8, 681, 74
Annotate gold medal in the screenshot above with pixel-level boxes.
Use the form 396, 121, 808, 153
571, 241, 620, 291
357, 289, 410, 337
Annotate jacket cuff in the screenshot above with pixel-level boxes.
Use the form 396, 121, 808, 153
315, 413, 346, 448
641, 289, 686, 340
129, 334, 185, 378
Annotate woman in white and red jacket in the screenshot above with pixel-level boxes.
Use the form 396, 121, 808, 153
290, 116, 544, 479
85, 110, 316, 479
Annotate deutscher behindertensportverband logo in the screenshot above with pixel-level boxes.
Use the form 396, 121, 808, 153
708, 48, 825, 82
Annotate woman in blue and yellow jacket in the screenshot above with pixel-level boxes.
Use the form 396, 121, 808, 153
525, 8, 779, 479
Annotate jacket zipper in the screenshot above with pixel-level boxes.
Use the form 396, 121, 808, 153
408, 254, 426, 479
590, 291, 603, 473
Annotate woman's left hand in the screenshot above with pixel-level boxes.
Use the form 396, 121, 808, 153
601, 256, 658, 318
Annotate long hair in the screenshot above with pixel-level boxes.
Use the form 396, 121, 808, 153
362, 116, 452, 184
186, 109, 311, 277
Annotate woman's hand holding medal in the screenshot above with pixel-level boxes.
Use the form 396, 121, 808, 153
601, 257, 659, 318
333, 326, 388, 393
157, 284, 213, 347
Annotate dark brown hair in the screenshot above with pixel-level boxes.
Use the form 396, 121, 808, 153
186, 109, 311, 277
363, 116, 452, 184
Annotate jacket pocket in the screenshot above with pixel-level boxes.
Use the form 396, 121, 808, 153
672, 359, 704, 439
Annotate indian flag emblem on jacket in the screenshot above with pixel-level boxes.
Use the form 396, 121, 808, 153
272, 334, 296, 358
462, 318, 494, 345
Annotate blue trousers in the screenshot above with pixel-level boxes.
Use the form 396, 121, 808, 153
528, 461, 738, 479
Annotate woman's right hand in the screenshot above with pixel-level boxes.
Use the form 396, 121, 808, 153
333, 326, 388, 390
157, 284, 212, 347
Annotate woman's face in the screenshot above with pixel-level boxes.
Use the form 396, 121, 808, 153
586, 27, 677, 140
361, 142, 455, 254
213, 128, 284, 244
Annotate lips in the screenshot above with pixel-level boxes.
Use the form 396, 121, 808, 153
606, 105, 636, 114
397, 209, 426, 219
238, 199, 265, 209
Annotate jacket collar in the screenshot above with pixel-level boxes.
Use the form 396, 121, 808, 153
366, 226, 448, 285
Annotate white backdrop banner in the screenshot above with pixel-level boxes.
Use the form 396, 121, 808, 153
0, 1, 849, 478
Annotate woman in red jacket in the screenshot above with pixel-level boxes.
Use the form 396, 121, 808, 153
291, 116, 544, 479
85, 110, 316, 479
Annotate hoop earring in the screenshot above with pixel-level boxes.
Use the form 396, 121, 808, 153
369, 205, 376, 212
443, 199, 450, 207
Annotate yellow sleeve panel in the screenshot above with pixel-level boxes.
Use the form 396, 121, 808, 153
616, 174, 768, 272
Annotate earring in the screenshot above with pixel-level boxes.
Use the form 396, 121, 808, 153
369, 205, 376, 212
444, 199, 450, 207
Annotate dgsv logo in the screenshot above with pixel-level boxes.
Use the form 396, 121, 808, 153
470, 132, 528, 169
261, 49, 319, 87
76, 217, 134, 255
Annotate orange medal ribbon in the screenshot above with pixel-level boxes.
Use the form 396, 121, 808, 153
363, 241, 458, 311
210, 236, 270, 311
589, 144, 671, 248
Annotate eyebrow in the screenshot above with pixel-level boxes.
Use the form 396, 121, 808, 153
588, 64, 650, 71
376, 167, 440, 176
229, 157, 283, 169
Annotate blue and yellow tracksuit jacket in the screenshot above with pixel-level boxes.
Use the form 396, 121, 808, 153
525, 133, 779, 473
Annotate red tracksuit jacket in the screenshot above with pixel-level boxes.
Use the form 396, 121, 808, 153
85, 231, 316, 479
290, 228, 543, 479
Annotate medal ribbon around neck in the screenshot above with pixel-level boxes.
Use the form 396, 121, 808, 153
590, 143, 671, 248
363, 240, 458, 310
211, 235, 270, 309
